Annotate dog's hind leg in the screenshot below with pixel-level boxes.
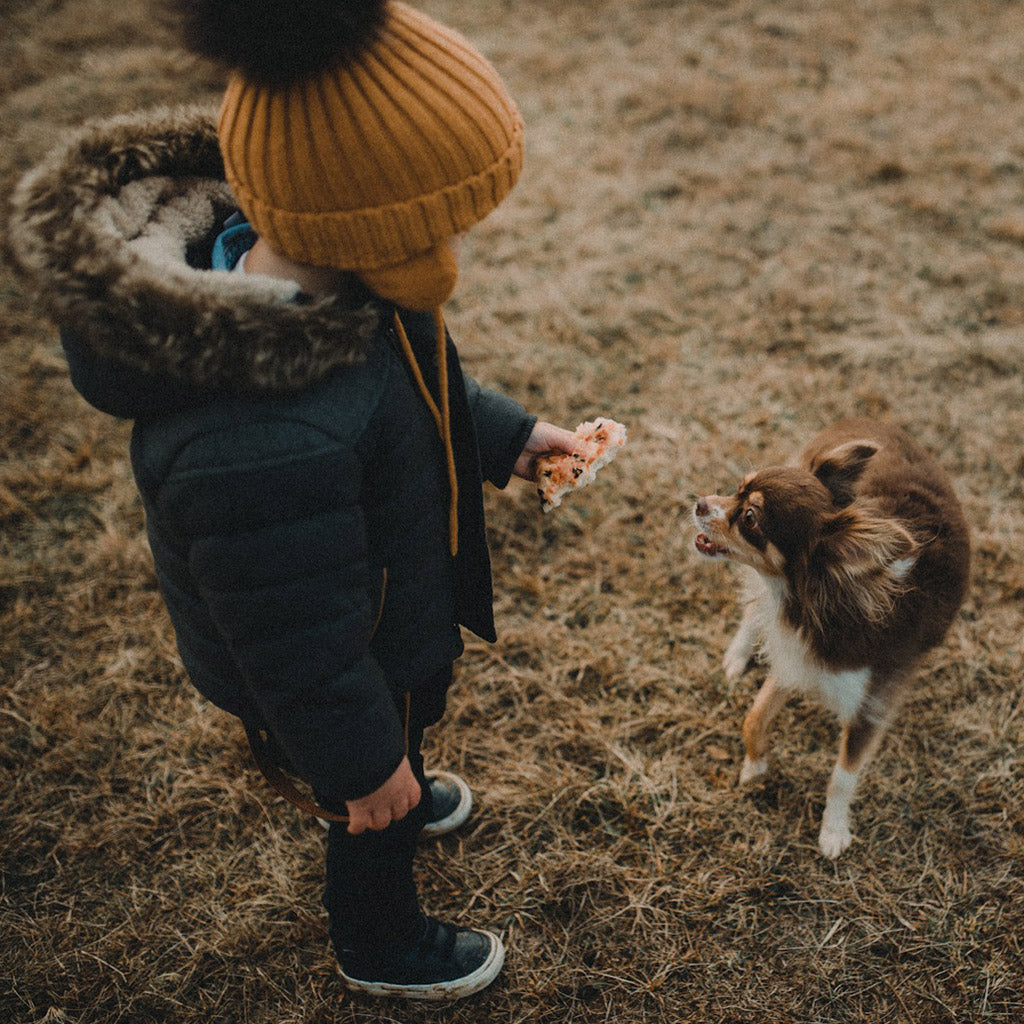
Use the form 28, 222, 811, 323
818, 713, 888, 859
739, 674, 789, 784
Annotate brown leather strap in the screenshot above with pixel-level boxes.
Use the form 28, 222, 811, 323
243, 718, 348, 821
244, 690, 412, 823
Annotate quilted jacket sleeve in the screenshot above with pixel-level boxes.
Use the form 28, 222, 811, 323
155, 423, 406, 809
463, 374, 536, 489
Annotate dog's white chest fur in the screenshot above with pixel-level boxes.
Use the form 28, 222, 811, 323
748, 574, 870, 724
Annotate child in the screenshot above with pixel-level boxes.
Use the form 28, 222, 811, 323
9, 0, 582, 1002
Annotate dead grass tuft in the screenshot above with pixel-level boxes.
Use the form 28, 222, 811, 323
3, 0, 1023, 1021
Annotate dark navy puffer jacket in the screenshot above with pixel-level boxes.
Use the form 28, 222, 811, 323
8, 107, 535, 809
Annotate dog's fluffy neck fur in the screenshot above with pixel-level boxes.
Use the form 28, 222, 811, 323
769, 503, 915, 664
744, 571, 873, 722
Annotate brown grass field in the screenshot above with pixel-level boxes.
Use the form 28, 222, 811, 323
2, 1, 1023, 1021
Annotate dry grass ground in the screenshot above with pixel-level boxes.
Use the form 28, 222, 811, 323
2, 1, 1022, 1021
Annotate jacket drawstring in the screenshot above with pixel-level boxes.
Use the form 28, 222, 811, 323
392, 309, 459, 557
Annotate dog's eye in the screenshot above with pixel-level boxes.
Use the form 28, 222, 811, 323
743, 507, 758, 528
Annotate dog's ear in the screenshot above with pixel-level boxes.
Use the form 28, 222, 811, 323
805, 508, 918, 626
810, 439, 880, 506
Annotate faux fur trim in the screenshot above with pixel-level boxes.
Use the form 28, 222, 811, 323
7, 106, 379, 393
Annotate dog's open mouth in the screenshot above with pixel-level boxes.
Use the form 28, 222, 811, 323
695, 533, 729, 557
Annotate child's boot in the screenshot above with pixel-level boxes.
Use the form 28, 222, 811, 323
318, 770, 473, 836
337, 915, 504, 1000
420, 770, 472, 838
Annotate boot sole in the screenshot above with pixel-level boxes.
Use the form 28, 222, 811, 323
338, 930, 504, 1001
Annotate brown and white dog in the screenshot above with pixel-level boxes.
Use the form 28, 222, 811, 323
692, 419, 970, 858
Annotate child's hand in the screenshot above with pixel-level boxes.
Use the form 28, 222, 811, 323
345, 756, 422, 835
513, 421, 577, 481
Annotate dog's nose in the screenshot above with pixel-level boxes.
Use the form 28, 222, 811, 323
695, 497, 709, 518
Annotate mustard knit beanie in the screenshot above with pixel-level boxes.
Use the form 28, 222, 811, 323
185, 0, 523, 310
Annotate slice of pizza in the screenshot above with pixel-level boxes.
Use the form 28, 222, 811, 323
535, 418, 628, 512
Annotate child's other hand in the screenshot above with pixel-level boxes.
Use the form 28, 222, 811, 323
345, 756, 422, 835
513, 421, 577, 481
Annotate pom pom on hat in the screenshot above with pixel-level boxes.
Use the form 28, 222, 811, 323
168, 0, 389, 86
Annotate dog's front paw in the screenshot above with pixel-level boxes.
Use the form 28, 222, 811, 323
739, 756, 767, 786
722, 645, 752, 684
818, 821, 852, 859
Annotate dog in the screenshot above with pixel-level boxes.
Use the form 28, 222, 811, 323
692, 419, 970, 858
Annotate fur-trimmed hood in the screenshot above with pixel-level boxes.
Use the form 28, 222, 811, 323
7, 106, 380, 399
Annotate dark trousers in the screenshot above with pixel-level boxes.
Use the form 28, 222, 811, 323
322, 672, 450, 957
